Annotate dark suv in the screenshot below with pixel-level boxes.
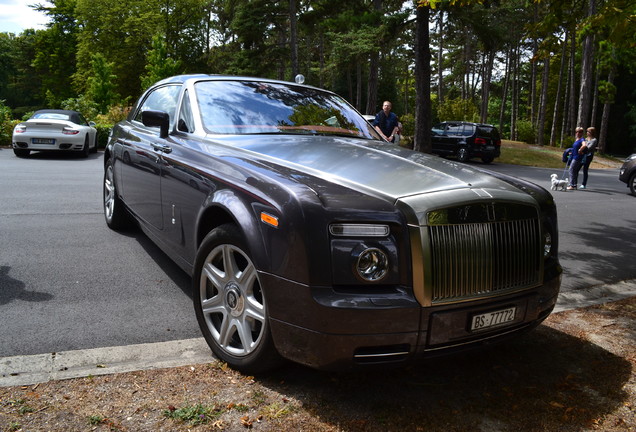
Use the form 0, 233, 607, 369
619, 153, 636, 195
431, 121, 501, 163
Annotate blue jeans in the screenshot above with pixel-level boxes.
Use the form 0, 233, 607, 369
569, 159, 582, 187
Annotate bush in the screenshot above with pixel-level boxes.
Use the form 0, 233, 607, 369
516, 120, 536, 144
93, 123, 113, 149
0, 101, 16, 147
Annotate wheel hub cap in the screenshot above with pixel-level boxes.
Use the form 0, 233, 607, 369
225, 283, 244, 317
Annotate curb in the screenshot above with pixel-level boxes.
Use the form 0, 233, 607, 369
3, 279, 636, 388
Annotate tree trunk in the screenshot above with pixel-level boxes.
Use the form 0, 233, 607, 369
437, 10, 444, 103
590, 55, 601, 127
577, 0, 596, 127
365, 0, 382, 115
499, 46, 511, 135
289, 0, 298, 79
599, 69, 614, 154
567, 33, 577, 137
480, 51, 493, 124
414, 4, 431, 153
511, 45, 519, 140
550, 37, 567, 146
537, 57, 549, 146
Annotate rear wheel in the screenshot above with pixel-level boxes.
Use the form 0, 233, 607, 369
193, 224, 281, 374
81, 135, 90, 158
481, 156, 494, 164
13, 148, 30, 158
103, 158, 130, 230
629, 173, 636, 196
457, 147, 470, 163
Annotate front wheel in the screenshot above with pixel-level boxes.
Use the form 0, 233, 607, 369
629, 173, 636, 196
193, 224, 281, 374
457, 147, 470, 163
103, 158, 130, 230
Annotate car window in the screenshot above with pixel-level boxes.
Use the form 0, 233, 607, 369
477, 126, 499, 139
194, 80, 376, 139
177, 90, 195, 133
32, 113, 70, 121
446, 124, 463, 135
461, 125, 475, 137
134, 84, 181, 127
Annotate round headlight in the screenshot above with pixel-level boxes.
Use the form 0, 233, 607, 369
543, 230, 552, 258
355, 248, 389, 281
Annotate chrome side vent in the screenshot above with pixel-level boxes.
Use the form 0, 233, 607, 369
427, 203, 542, 303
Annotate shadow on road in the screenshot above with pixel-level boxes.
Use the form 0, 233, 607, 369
0, 265, 54, 305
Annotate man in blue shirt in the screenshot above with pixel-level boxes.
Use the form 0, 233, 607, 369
567, 127, 586, 190
373, 101, 400, 143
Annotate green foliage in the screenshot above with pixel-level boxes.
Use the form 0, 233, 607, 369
61, 94, 99, 121
436, 97, 479, 122
141, 34, 182, 90
86, 53, 119, 114
0, 100, 17, 146
164, 403, 223, 426
516, 120, 537, 144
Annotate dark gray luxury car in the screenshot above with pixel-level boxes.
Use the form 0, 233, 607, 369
103, 75, 562, 373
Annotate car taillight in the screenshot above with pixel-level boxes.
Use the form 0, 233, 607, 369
14, 125, 26, 133
62, 127, 80, 135
475, 137, 487, 145
495, 139, 501, 146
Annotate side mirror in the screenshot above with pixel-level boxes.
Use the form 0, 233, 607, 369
141, 110, 170, 138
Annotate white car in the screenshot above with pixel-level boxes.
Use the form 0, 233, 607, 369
12, 109, 98, 158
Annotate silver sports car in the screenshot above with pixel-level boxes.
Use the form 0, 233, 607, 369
12, 109, 98, 158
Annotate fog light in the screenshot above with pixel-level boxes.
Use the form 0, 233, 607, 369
355, 248, 388, 281
543, 230, 552, 258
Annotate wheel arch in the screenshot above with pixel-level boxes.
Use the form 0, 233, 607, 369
195, 191, 273, 273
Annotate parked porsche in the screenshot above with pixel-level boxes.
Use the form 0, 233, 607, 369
103, 75, 562, 373
12, 109, 97, 158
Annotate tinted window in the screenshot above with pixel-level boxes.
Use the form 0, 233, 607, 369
194, 80, 376, 138
477, 126, 499, 139
446, 124, 463, 135
461, 125, 475, 136
134, 85, 181, 126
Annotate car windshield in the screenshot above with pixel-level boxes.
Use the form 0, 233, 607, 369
194, 80, 377, 139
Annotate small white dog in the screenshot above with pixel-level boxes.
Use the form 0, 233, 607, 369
550, 173, 568, 191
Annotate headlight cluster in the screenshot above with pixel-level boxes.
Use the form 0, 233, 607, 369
330, 223, 394, 283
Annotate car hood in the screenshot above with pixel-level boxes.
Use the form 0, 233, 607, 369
206, 134, 544, 223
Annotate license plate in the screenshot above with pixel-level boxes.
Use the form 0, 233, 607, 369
32, 138, 55, 144
471, 307, 516, 331
485, 145, 495, 151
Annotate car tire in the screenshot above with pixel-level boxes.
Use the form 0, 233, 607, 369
481, 156, 494, 164
629, 173, 636, 196
13, 148, 30, 158
103, 158, 130, 230
193, 224, 282, 374
81, 135, 90, 158
457, 147, 470, 163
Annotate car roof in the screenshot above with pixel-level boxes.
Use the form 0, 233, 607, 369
152, 74, 328, 94
439, 121, 496, 128
33, 109, 80, 116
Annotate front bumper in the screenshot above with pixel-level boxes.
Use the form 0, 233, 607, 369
263, 270, 561, 370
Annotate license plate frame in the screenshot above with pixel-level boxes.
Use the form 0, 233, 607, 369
32, 138, 55, 145
470, 306, 516, 331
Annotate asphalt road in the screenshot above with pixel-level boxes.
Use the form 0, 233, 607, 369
1, 148, 635, 359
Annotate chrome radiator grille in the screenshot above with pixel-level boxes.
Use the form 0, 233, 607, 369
427, 206, 541, 303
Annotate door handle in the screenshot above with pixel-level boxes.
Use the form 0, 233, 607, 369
152, 143, 172, 154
